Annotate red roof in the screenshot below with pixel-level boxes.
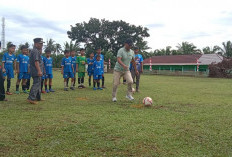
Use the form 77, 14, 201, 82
143, 54, 202, 65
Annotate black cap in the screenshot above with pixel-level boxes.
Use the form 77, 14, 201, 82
80, 48, 85, 51
45, 48, 52, 53
8, 44, 16, 48
125, 38, 133, 46
33, 38, 45, 43
20, 45, 28, 50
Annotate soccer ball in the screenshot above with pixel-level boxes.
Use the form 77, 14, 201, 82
132, 88, 136, 94
143, 97, 153, 107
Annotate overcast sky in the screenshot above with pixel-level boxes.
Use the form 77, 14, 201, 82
0, 0, 232, 51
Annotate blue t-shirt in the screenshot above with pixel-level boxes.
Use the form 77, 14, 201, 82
43, 57, 53, 74
70, 56, 77, 72
93, 60, 104, 75
17, 54, 29, 73
130, 54, 144, 71
2, 52, 16, 66
87, 58, 95, 72
94, 54, 104, 63
61, 57, 73, 73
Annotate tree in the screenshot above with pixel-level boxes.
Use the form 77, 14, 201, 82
67, 18, 150, 56
219, 41, 232, 57
176, 42, 199, 55
202, 46, 221, 54
63, 41, 80, 52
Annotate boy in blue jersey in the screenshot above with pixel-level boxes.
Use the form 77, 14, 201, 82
130, 47, 143, 92
61, 50, 74, 91
70, 50, 77, 88
94, 48, 106, 88
93, 55, 104, 90
41, 55, 46, 93
44, 49, 55, 93
15, 45, 30, 94
2, 44, 16, 95
87, 52, 94, 87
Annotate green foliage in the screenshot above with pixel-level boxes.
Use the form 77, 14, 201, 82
63, 41, 80, 52
1, 72, 232, 156
67, 18, 150, 55
221, 41, 232, 57
51, 54, 64, 68
176, 42, 201, 54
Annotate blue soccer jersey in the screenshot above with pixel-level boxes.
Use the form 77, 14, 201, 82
70, 56, 77, 72
43, 57, 53, 74
61, 57, 73, 73
93, 60, 104, 76
17, 54, 29, 73
2, 52, 16, 78
87, 58, 94, 72
2, 52, 16, 66
94, 54, 104, 62
130, 54, 143, 71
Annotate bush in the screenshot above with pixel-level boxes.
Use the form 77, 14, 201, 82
209, 59, 232, 78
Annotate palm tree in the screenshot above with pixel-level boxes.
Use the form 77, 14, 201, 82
220, 41, 232, 57
176, 42, 198, 55
63, 41, 80, 52
54, 43, 62, 55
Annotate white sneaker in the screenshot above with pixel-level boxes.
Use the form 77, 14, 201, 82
112, 97, 117, 102
126, 95, 134, 101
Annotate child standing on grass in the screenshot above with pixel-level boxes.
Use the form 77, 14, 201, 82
70, 50, 77, 88
87, 52, 94, 87
41, 55, 46, 94
93, 55, 104, 90
1, 44, 16, 95
43, 49, 55, 93
61, 50, 74, 91
76, 48, 87, 89
15, 45, 30, 94
94, 48, 106, 88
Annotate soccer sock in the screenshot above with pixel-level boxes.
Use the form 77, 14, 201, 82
93, 81, 96, 87
16, 85, 19, 91
22, 85, 26, 91
97, 81, 100, 88
81, 77, 84, 84
49, 85, 51, 90
67, 78, 69, 86
64, 82, 67, 89
78, 78, 81, 84
89, 77, 91, 86
26, 79, 30, 90
74, 78, 76, 86
7, 79, 11, 92
102, 76, 105, 87
71, 81, 74, 87
45, 85, 47, 90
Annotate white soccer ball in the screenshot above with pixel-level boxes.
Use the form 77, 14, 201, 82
143, 97, 153, 107
132, 88, 136, 94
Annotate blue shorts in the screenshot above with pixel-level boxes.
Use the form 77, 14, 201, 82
4, 66, 14, 78
41, 74, 45, 80
94, 74, 102, 80
45, 74, 53, 79
18, 72, 30, 79
63, 72, 74, 79
88, 71, 94, 76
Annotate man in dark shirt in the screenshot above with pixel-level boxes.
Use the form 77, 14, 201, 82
27, 38, 44, 104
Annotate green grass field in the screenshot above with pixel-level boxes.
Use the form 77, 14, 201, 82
1, 71, 232, 156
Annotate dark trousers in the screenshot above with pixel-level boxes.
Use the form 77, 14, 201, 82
0, 69, 5, 101
28, 76, 41, 101
131, 70, 141, 90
